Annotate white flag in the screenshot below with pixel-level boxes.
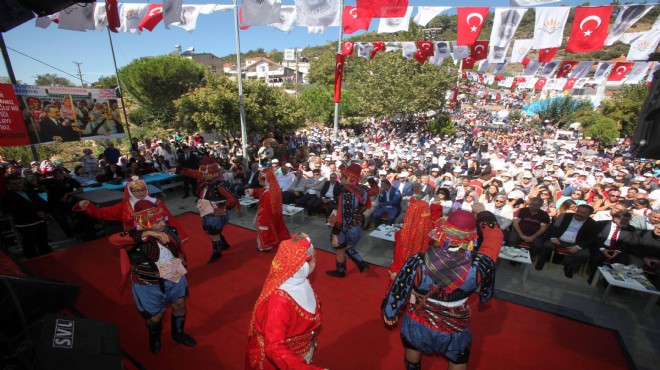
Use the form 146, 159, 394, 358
478, 60, 490, 73
401, 42, 417, 60
452, 42, 470, 62
385, 42, 401, 53
490, 8, 527, 48
543, 78, 556, 90
413, 6, 450, 27
270, 6, 296, 33
357, 42, 373, 59
647, 63, 660, 85
523, 61, 542, 76
488, 44, 510, 63
491, 58, 510, 74
625, 62, 652, 84
532, 7, 570, 49
573, 78, 589, 89
486, 74, 495, 85
307, 26, 327, 34
627, 28, 660, 61
163, 0, 183, 29
620, 32, 645, 45
510, 39, 533, 63
93, 3, 107, 30
570, 61, 594, 78
172, 5, 231, 32
510, 0, 560, 6
428, 55, 445, 67
35, 13, 59, 29
295, 0, 340, 27
605, 5, 654, 46
554, 78, 566, 90
243, 0, 281, 26
58, 3, 96, 31
378, 7, 413, 34
434, 42, 452, 58
501, 77, 513, 88
524, 77, 538, 89
593, 62, 613, 83
538, 61, 560, 78
119, 3, 148, 33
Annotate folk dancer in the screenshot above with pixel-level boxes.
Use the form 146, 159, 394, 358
256, 167, 291, 252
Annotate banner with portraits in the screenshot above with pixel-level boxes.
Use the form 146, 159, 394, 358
0, 84, 125, 147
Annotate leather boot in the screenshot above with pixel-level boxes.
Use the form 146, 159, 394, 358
208, 240, 223, 263
346, 247, 369, 273
171, 314, 197, 347
326, 262, 346, 278
146, 322, 162, 353
220, 233, 231, 250
404, 358, 421, 370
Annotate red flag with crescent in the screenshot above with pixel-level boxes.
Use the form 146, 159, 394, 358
608, 62, 634, 81
538, 48, 559, 62
342, 42, 355, 57
414, 41, 435, 64
462, 57, 477, 70
343, 6, 372, 34
334, 53, 345, 103
457, 7, 490, 46
470, 40, 489, 61
565, 6, 613, 52
556, 60, 578, 78
106, 0, 121, 32
535, 78, 547, 90
371, 41, 386, 59
511, 77, 526, 89
139, 4, 163, 31
356, 0, 408, 18
564, 78, 578, 90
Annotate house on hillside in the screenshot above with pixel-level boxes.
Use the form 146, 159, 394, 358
241, 57, 305, 86
176, 47, 226, 75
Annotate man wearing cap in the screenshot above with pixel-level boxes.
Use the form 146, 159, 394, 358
327, 164, 371, 278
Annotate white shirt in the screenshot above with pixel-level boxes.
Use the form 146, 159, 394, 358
560, 218, 586, 244
276, 171, 296, 191
324, 183, 336, 199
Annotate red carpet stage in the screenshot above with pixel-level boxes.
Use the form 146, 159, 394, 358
23, 213, 630, 370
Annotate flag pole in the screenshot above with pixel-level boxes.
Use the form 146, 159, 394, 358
232, 0, 248, 162
332, 0, 344, 142
106, 27, 133, 144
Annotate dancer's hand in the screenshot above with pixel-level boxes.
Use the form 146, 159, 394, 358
76, 200, 89, 210
331, 235, 339, 248
383, 315, 397, 326
145, 231, 170, 244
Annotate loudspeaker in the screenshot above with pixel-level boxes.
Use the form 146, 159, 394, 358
0, 0, 35, 33
631, 69, 660, 159
31, 314, 122, 370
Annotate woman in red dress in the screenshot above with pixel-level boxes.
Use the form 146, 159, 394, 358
256, 167, 291, 252
246, 233, 325, 370
389, 198, 433, 280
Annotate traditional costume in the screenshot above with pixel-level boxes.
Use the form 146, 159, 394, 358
256, 167, 291, 252
389, 198, 433, 279
326, 164, 371, 278
246, 233, 323, 370
109, 200, 196, 353
382, 210, 503, 370
179, 157, 238, 262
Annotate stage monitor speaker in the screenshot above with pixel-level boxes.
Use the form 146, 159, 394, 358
0, 275, 79, 338
0, 0, 35, 33
631, 68, 660, 160
31, 314, 122, 370
19, 0, 95, 17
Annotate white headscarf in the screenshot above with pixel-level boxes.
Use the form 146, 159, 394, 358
279, 247, 316, 313
127, 177, 157, 208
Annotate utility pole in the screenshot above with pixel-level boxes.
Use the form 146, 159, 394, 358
295, 47, 299, 94
73, 61, 84, 87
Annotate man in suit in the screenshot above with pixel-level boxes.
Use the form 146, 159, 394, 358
392, 172, 414, 198
245, 162, 262, 191
372, 179, 402, 227
38, 104, 80, 142
588, 211, 635, 283
316, 173, 341, 218
540, 204, 599, 278
178, 145, 199, 198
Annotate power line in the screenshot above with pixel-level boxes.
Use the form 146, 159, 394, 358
6, 46, 93, 85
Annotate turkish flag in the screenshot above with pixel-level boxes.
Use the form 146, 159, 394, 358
139, 4, 163, 31
342, 42, 355, 57
343, 6, 372, 34
470, 40, 489, 61
608, 62, 634, 81
565, 6, 614, 53
511, 77, 526, 89
522, 57, 531, 66
238, 7, 250, 30
334, 53, 345, 103
462, 57, 477, 70
356, 0, 408, 18
556, 61, 579, 78
413, 50, 430, 64
457, 7, 490, 46
535, 78, 547, 90
538, 48, 559, 63
417, 41, 435, 57
564, 78, 578, 90
106, 0, 121, 33
371, 41, 386, 59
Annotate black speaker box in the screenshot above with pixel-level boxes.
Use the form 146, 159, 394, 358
31, 314, 122, 370
631, 68, 660, 160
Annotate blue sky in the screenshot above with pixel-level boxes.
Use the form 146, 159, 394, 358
0, 0, 649, 85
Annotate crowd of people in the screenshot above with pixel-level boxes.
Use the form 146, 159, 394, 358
2, 103, 660, 368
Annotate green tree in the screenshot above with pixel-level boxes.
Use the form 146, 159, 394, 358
34, 73, 74, 87
119, 55, 206, 126
535, 96, 593, 128
583, 114, 620, 146
92, 75, 118, 89
601, 83, 648, 137
428, 113, 456, 137
299, 85, 359, 125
